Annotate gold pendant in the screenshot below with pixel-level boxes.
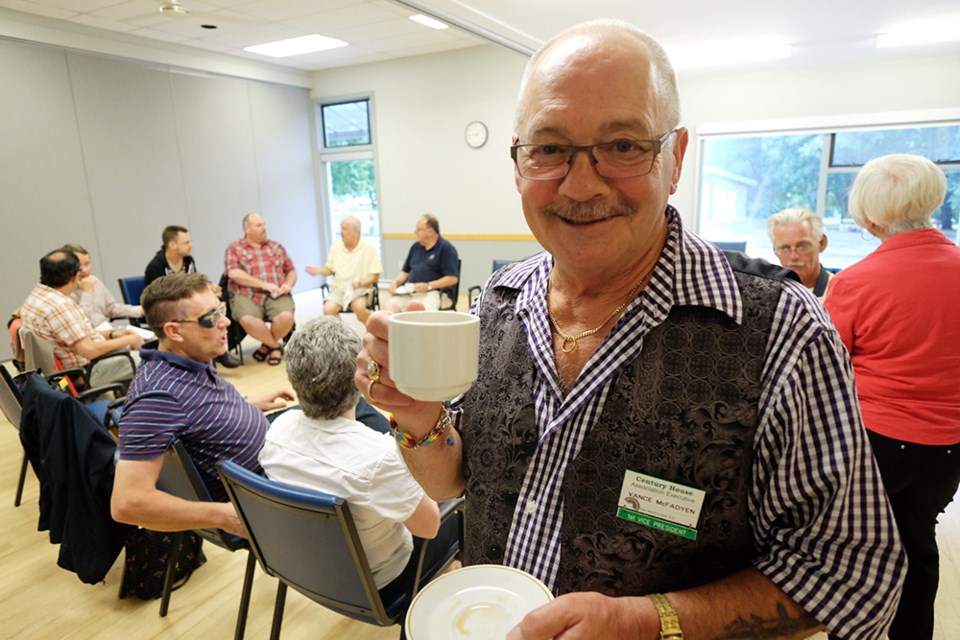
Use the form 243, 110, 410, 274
560, 336, 577, 353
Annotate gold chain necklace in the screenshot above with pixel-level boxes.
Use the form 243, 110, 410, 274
546, 273, 649, 353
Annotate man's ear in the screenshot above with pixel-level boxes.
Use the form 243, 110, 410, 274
162, 321, 185, 343
670, 127, 690, 194
512, 134, 522, 193
819, 233, 828, 252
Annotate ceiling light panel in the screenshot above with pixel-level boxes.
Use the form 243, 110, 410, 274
244, 34, 348, 57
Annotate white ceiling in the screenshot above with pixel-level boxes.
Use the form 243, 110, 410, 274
2, 0, 959, 75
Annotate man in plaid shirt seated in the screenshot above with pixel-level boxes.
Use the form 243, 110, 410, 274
224, 212, 296, 366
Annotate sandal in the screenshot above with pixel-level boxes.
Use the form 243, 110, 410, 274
267, 346, 283, 366
252, 344, 271, 362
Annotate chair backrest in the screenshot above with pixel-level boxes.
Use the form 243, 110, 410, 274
19, 326, 58, 375
218, 459, 396, 626
8, 316, 25, 370
440, 259, 462, 311
117, 276, 146, 306
157, 440, 246, 551
709, 240, 747, 252
0, 364, 24, 428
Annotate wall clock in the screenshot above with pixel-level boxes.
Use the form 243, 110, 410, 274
465, 120, 488, 149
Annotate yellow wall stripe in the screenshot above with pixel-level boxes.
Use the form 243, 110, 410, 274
382, 233, 536, 241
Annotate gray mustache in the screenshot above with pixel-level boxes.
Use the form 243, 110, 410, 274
542, 202, 636, 222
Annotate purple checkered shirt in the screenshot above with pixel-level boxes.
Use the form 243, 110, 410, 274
462, 207, 905, 639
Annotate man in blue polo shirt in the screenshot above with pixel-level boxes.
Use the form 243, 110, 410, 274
386, 214, 459, 311
110, 273, 293, 536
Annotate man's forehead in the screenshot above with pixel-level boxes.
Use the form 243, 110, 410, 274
183, 289, 217, 311
774, 221, 815, 239
520, 47, 658, 135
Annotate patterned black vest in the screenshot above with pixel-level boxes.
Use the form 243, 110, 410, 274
460, 253, 790, 596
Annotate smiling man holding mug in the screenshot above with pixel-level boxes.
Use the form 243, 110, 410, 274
357, 19, 904, 640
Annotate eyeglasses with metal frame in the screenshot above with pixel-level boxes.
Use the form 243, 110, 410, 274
170, 302, 227, 329
773, 242, 816, 257
510, 129, 678, 181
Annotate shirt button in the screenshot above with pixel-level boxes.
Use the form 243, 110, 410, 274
525, 499, 537, 514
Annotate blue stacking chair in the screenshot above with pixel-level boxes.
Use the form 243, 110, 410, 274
118, 440, 256, 639
117, 276, 146, 327
218, 459, 464, 640
708, 240, 747, 252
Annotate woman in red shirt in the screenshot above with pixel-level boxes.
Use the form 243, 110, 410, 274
824, 154, 960, 640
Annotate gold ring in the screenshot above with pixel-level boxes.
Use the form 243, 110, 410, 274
367, 377, 379, 400
367, 360, 381, 382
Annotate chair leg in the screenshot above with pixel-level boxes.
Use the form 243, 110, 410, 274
269, 582, 287, 640
15, 452, 28, 507
158, 532, 185, 617
118, 546, 129, 599
233, 552, 257, 640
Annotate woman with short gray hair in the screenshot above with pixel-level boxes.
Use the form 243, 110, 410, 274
824, 153, 960, 640
259, 317, 441, 588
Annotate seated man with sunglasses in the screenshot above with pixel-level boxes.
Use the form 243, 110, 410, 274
111, 273, 294, 536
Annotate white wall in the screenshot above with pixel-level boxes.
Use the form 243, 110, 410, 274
312, 45, 529, 236
313, 46, 960, 236
0, 37, 322, 355
673, 54, 960, 221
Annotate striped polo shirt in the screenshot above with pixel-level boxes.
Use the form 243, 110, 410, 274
118, 348, 268, 500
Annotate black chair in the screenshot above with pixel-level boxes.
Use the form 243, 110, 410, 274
118, 440, 255, 639
219, 273, 246, 365
319, 282, 380, 314
467, 259, 518, 309
219, 273, 295, 364
19, 371, 132, 583
218, 459, 464, 640
1, 364, 29, 507
117, 276, 147, 327
438, 259, 462, 311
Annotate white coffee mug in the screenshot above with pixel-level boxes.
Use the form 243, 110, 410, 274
388, 311, 480, 401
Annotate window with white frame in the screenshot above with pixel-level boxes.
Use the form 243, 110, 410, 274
697, 122, 960, 269
318, 98, 381, 255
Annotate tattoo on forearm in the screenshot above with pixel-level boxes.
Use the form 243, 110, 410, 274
712, 603, 820, 639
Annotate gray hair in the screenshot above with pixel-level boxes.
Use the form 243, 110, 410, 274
284, 317, 362, 420
849, 154, 945, 237
342, 216, 361, 232
514, 19, 681, 134
767, 208, 825, 243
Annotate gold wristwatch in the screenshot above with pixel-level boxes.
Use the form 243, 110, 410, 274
649, 593, 683, 640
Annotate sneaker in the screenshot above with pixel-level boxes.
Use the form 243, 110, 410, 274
215, 352, 241, 368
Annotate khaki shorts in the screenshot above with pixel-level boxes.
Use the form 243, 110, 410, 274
327, 286, 374, 309
230, 293, 295, 322
390, 290, 441, 311
89, 350, 140, 387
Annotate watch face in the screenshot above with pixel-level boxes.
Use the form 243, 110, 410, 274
465, 121, 488, 148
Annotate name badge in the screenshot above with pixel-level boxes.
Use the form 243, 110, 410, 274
616, 470, 706, 540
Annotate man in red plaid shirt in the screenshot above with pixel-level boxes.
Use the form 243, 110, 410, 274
224, 212, 296, 365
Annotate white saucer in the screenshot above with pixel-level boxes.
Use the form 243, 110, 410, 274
405, 564, 553, 640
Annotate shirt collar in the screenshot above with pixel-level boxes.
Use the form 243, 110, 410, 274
873, 227, 955, 252
141, 347, 217, 377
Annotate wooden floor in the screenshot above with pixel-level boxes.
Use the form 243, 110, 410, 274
2, 288, 958, 639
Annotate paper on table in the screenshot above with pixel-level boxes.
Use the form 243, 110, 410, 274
124, 325, 156, 340
98, 320, 155, 340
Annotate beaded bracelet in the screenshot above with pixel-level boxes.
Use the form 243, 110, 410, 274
390, 407, 453, 450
